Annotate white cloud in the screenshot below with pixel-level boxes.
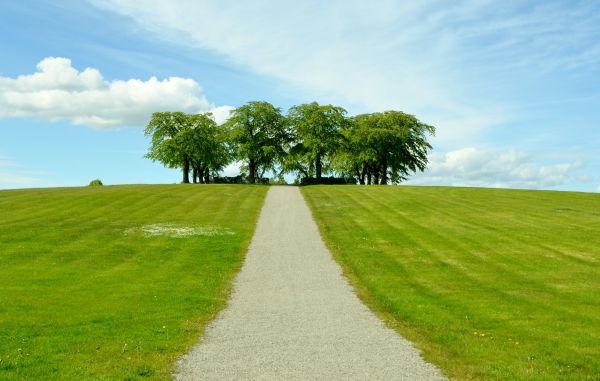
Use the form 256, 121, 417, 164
0, 57, 228, 128
405, 147, 584, 189
220, 161, 242, 177
91, 2, 460, 115
90, 1, 600, 146
210, 105, 235, 125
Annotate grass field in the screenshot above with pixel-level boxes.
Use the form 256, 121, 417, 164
0, 184, 267, 380
302, 186, 600, 380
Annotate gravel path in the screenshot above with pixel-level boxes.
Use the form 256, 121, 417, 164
174, 186, 445, 380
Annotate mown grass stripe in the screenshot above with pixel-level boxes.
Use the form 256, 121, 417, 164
0, 184, 267, 380
303, 185, 600, 381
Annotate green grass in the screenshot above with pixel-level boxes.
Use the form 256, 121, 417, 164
302, 185, 600, 381
0, 184, 267, 380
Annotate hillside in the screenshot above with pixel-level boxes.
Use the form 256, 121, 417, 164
0, 185, 267, 380
2, 184, 598, 380
303, 185, 600, 381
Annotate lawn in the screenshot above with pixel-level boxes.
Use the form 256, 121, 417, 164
302, 185, 600, 380
0, 184, 267, 380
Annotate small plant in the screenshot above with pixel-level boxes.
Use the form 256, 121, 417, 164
88, 179, 103, 186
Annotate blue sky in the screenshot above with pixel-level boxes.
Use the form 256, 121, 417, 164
1, 1, 599, 191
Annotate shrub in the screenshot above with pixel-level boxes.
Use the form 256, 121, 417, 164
256, 177, 270, 185
300, 177, 356, 185
210, 176, 271, 185
213, 176, 245, 184
88, 179, 103, 186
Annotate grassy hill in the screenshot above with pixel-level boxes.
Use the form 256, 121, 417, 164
302, 185, 600, 381
2, 184, 598, 380
0, 184, 267, 380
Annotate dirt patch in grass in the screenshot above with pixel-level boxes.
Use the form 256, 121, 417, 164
124, 223, 235, 238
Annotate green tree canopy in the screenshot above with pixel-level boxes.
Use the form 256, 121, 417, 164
185, 113, 230, 184
225, 101, 289, 183
336, 111, 435, 184
145, 112, 191, 183
145, 112, 229, 184
144, 103, 435, 185
285, 102, 348, 181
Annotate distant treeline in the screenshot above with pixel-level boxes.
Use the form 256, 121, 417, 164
144, 101, 435, 185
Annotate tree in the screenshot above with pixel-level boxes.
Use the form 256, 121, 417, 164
145, 105, 434, 186
335, 111, 435, 184
286, 102, 347, 182
225, 101, 289, 184
144, 112, 191, 183
334, 117, 373, 184
185, 113, 230, 184
377, 111, 435, 184
145, 112, 230, 184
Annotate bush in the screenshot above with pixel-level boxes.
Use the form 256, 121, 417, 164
300, 177, 356, 185
88, 179, 103, 186
256, 177, 270, 185
213, 176, 245, 184
211, 176, 270, 184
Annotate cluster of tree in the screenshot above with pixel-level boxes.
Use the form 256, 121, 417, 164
145, 101, 435, 185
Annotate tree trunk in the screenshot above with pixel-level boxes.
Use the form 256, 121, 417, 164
204, 168, 210, 184
197, 166, 203, 184
192, 167, 198, 184
356, 168, 364, 185
359, 165, 367, 185
248, 159, 256, 184
380, 159, 388, 185
367, 168, 372, 185
182, 159, 190, 184
373, 166, 380, 185
316, 154, 322, 183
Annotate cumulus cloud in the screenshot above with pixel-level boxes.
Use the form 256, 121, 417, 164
0, 57, 229, 128
210, 105, 235, 125
220, 161, 242, 177
405, 147, 584, 189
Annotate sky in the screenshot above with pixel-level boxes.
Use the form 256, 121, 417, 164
1, 0, 599, 192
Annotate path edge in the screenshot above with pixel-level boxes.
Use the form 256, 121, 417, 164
170, 186, 271, 378
298, 186, 449, 379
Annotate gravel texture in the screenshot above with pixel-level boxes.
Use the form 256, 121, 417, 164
174, 186, 446, 380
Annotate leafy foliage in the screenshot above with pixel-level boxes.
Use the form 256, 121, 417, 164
224, 101, 289, 183
144, 112, 228, 183
185, 113, 230, 183
143, 102, 435, 185
144, 112, 190, 182
336, 111, 435, 184
286, 102, 348, 181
